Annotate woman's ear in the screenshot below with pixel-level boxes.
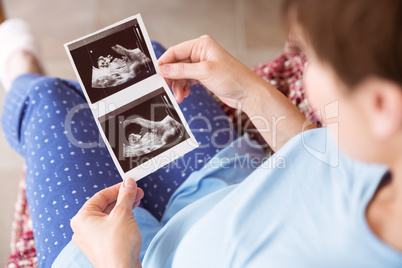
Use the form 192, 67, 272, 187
359, 77, 402, 140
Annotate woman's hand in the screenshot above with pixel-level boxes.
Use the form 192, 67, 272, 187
71, 178, 144, 268
159, 36, 315, 151
158, 35, 262, 109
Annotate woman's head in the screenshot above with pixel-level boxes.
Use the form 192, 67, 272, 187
283, 0, 402, 164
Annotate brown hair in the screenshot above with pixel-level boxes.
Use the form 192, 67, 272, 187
283, 0, 402, 87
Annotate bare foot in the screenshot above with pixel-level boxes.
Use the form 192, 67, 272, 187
6, 50, 44, 86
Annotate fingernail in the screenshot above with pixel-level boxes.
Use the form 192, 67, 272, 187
159, 65, 170, 75
124, 178, 136, 189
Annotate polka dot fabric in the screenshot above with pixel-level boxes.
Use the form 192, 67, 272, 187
2, 74, 121, 267
1, 42, 235, 267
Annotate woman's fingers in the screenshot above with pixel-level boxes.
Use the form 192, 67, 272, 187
82, 183, 121, 212
184, 81, 191, 98
158, 35, 215, 66
158, 36, 214, 81
104, 201, 117, 214
158, 38, 200, 65
159, 62, 208, 81
159, 58, 192, 89
172, 79, 187, 103
164, 77, 173, 89
112, 178, 140, 217
162, 76, 195, 102
157, 37, 214, 102
89, 184, 143, 215
135, 187, 144, 203
82, 178, 143, 216
132, 200, 141, 209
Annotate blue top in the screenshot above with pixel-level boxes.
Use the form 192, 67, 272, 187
53, 128, 402, 267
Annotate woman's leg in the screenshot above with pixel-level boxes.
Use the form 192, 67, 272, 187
2, 74, 122, 267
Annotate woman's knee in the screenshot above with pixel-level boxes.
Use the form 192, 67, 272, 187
28, 77, 77, 103
1, 76, 85, 153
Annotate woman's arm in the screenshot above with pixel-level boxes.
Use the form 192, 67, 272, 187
158, 35, 315, 152
241, 75, 316, 151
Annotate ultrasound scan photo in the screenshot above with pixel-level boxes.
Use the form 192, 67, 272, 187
66, 15, 197, 179
91, 44, 152, 89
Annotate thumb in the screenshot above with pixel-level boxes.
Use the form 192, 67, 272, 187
159, 62, 208, 80
112, 178, 138, 217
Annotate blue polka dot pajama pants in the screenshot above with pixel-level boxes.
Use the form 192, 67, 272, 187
1, 42, 236, 267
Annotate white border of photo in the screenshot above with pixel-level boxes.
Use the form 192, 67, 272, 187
64, 14, 198, 181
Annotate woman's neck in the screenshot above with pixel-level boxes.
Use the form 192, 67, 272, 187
365, 153, 402, 252
388, 155, 402, 206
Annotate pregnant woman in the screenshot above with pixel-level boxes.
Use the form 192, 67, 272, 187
1, 0, 402, 267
